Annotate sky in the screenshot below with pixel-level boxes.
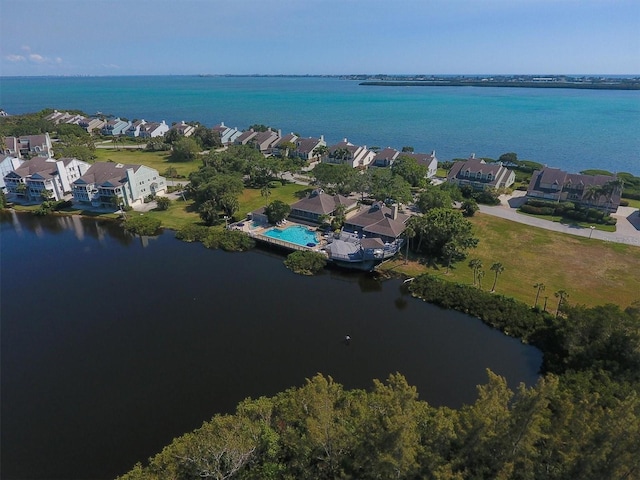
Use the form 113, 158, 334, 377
1, 0, 639, 76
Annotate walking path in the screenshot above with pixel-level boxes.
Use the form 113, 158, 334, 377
478, 191, 640, 246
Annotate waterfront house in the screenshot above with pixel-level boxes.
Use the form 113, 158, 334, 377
294, 136, 326, 162
326, 139, 375, 168
234, 129, 259, 146
170, 121, 196, 137
371, 147, 400, 167
250, 129, 281, 153
212, 122, 242, 145
126, 120, 147, 137
343, 201, 409, 244
4, 157, 90, 201
272, 133, 299, 156
2, 133, 54, 159
78, 117, 106, 134
447, 155, 515, 190
526, 167, 622, 213
72, 162, 166, 209
140, 121, 169, 138
101, 118, 132, 136
399, 151, 438, 178
44, 110, 85, 125
0, 155, 25, 192
289, 189, 358, 223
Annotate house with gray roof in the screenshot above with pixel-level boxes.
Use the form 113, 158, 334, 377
294, 136, 326, 162
343, 201, 409, 243
398, 151, 438, 178
447, 155, 515, 190
250, 129, 281, 152
326, 138, 375, 168
101, 118, 132, 136
289, 189, 358, 223
72, 162, 166, 209
170, 121, 196, 137
527, 167, 622, 212
213, 122, 242, 145
2, 133, 54, 159
371, 147, 400, 167
234, 129, 259, 146
4, 157, 90, 201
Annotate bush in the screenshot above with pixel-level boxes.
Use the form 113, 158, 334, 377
202, 230, 255, 252
123, 215, 161, 236
284, 250, 327, 275
620, 199, 629, 207
175, 224, 210, 242
472, 189, 500, 205
268, 181, 280, 188
155, 196, 171, 211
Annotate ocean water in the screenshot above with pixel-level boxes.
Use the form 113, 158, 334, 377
1, 75, 639, 175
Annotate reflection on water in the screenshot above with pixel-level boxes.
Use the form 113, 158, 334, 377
1, 212, 542, 480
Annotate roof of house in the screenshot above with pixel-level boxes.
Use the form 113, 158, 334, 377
346, 203, 408, 239
10, 157, 65, 179
74, 162, 142, 187
295, 137, 322, 154
373, 147, 399, 162
398, 151, 437, 166
291, 190, 351, 215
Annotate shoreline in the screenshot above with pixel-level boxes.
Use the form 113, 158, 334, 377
359, 80, 640, 90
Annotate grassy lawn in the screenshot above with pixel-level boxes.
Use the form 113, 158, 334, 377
624, 198, 640, 209
140, 198, 201, 231
516, 210, 617, 232
381, 212, 640, 309
237, 183, 313, 218
93, 148, 200, 179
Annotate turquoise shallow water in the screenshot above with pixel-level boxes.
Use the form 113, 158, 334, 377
1, 75, 639, 174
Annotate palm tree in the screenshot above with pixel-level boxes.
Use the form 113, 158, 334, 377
403, 224, 415, 265
554, 289, 569, 317
331, 147, 351, 165
490, 262, 504, 292
468, 258, 483, 287
260, 184, 271, 207
477, 270, 485, 290
583, 184, 602, 209
313, 145, 329, 161
533, 282, 545, 308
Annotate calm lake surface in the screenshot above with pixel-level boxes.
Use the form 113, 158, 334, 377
2, 75, 639, 175
0, 212, 541, 479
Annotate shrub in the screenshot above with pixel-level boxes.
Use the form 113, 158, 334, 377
620, 199, 629, 206
123, 215, 161, 236
155, 196, 171, 211
268, 181, 280, 188
284, 250, 327, 275
175, 224, 210, 242
472, 189, 500, 205
202, 230, 255, 252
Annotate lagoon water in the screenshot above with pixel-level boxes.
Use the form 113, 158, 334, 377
0, 212, 541, 479
1, 75, 639, 175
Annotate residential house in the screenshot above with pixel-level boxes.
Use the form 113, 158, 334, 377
101, 118, 132, 136
398, 151, 439, 178
170, 121, 196, 137
4, 157, 90, 201
343, 201, 409, 244
234, 129, 259, 146
371, 147, 400, 167
72, 162, 166, 209
527, 167, 622, 213
78, 117, 106, 134
326, 138, 375, 168
126, 120, 147, 137
250, 129, 281, 153
140, 121, 169, 138
212, 122, 242, 145
289, 189, 358, 223
44, 110, 84, 125
447, 155, 515, 190
0, 155, 25, 192
294, 136, 326, 162
2, 133, 54, 159
272, 133, 299, 156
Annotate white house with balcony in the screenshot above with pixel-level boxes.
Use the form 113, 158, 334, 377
3, 157, 90, 201
72, 162, 166, 209
0, 155, 25, 192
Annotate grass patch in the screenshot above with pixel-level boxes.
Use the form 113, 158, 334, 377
516, 210, 617, 232
141, 199, 200, 231
93, 148, 200, 179
624, 198, 640, 209
237, 183, 313, 219
381, 212, 640, 309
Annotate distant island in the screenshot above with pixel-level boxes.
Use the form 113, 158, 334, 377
356, 74, 640, 90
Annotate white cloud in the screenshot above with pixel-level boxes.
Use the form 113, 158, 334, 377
29, 54, 45, 63
102, 63, 120, 69
6, 54, 26, 62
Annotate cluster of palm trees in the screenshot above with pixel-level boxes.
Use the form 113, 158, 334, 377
580, 178, 624, 211
468, 259, 504, 292
533, 282, 569, 317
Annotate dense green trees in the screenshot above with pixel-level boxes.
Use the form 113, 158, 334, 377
169, 137, 201, 162
264, 200, 291, 224
284, 251, 327, 275
122, 215, 162, 236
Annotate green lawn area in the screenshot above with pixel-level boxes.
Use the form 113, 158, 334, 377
516, 209, 617, 232
382, 212, 640, 309
624, 198, 640, 209
93, 148, 200, 179
237, 183, 313, 219
140, 198, 201, 231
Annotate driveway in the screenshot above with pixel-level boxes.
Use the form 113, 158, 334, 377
478, 191, 640, 246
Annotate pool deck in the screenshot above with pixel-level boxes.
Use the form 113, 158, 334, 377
230, 219, 328, 253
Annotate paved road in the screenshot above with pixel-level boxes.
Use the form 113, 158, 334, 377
478, 191, 640, 246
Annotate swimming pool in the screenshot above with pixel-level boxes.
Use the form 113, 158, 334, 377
263, 225, 318, 247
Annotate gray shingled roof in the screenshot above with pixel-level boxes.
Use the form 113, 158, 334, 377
74, 162, 141, 187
